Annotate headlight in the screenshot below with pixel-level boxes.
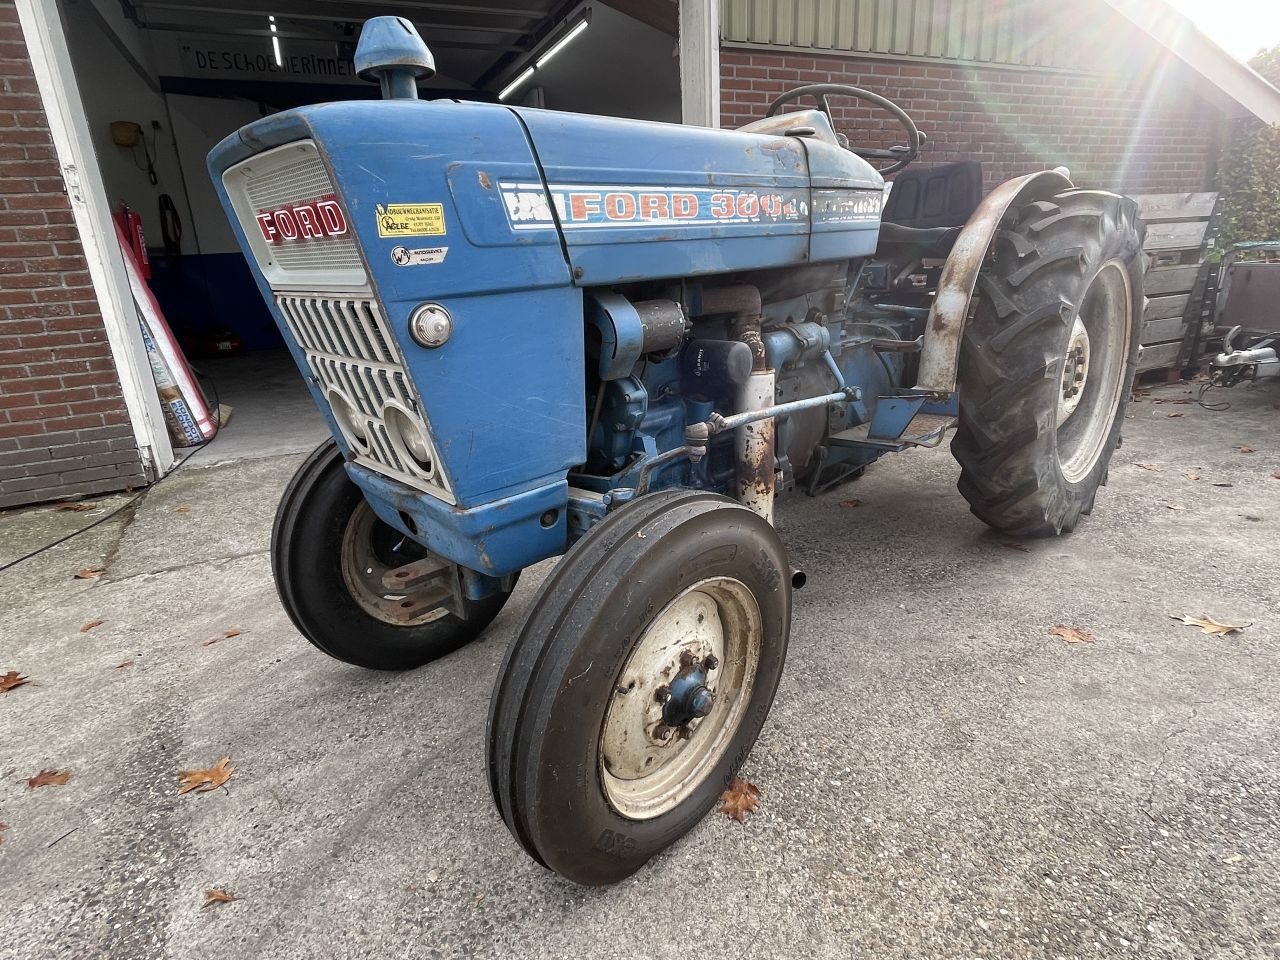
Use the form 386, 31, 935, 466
383, 401, 436, 477
327, 389, 370, 452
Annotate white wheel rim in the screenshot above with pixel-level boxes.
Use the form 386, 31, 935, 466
599, 577, 762, 821
1056, 260, 1132, 484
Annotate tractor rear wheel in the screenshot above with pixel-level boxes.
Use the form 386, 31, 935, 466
487, 489, 791, 885
272, 438, 515, 670
952, 189, 1145, 536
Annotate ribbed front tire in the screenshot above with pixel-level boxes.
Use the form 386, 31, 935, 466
952, 189, 1145, 536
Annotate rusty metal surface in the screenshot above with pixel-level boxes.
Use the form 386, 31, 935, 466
913, 169, 1073, 395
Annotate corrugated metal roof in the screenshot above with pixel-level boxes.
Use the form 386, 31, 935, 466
721, 0, 1072, 69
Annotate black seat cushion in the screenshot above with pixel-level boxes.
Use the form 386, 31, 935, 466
882, 160, 983, 228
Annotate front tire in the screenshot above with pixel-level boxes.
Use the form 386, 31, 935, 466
487, 490, 791, 885
952, 189, 1145, 536
271, 439, 515, 670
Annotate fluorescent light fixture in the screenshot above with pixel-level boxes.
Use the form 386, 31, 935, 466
498, 66, 535, 101
535, 18, 588, 68
272, 34, 282, 66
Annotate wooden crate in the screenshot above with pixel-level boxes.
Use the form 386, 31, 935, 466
1132, 192, 1223, 372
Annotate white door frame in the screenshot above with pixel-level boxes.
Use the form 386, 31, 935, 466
679, 0, 720, 127
14, 0, 175, 478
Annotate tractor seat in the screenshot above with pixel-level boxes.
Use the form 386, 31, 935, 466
875, 221, 962, 259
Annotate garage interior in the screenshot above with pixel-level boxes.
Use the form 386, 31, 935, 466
58, 0, 680, 459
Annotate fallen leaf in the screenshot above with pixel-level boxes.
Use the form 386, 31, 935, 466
1133, 463, 1162, 471
202, 629, 241, 647
1001, 542, 1031, 553
1166, 412, 1184, 418
838, 498, 863, 508
1163, 503, 1185, 511
202, 888, 239, 908
0, 670, 31, 693
174, 506, 191, 514
1153, 397, 1193, 405
1185, 472, 1201, 481
1212, 482, 1234, 488
1239, 446, 1255, 453
27, 769, 72, 789
74, 567, 105, 580
55, 502, 97, 512
79, 619, 105, 633
1170, 614, 1249, 636
115, 660, 133, 670
1272, 471, 1280, 480
177, 757, 234, 795
1049, 625, 1095, 644
719, 776, 760, 824
0, 823, 7, 846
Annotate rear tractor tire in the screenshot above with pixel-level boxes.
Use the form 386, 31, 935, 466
487, 489, 792, 885
952, 189, 1145, 536
272, 439, 515, 670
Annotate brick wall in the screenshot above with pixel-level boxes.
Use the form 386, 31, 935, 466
721, 49, 1221, 195
0, 1, 147, 510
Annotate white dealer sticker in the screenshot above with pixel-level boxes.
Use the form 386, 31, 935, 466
390, 245, 448, 266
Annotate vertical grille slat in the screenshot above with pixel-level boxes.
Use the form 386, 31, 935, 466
272, 291, 452, 503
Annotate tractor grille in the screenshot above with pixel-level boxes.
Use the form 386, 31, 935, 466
222, 140, 367, 289
277, 293, 453, 503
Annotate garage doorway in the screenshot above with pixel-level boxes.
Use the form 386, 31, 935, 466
55, 0, 681, 463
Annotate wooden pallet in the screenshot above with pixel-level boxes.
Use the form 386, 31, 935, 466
1132, 192, 1223, 373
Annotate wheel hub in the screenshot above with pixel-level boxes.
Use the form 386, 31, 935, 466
598, 578, 762, 820
1058, 317, 1091, 424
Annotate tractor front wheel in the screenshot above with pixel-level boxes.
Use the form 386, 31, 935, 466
952, 189, 1145, 536
487, 489, 791, 885
271, 439, 515, 670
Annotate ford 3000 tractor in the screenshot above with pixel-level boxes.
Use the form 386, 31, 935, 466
211, 17, 1146, 885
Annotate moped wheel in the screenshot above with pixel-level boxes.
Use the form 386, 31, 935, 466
272, 439, 515, 670
487, 489, 791, 885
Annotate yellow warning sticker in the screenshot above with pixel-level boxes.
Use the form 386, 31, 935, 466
375, 203, 446, 238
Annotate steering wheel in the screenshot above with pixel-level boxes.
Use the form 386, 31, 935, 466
765, 83, 922, 176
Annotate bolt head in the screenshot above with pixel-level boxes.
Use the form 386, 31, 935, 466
654, 685, 670, 703
704, 654, 720, 671
688, 685, 715, 718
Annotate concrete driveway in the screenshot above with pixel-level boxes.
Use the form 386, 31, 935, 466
2, 380, 1277, 960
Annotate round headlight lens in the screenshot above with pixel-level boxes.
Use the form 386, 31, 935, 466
383, 403, 435, 477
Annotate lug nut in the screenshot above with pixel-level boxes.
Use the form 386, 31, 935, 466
688, 685, 715, 718
703, 654, 720, 671
655, 685, 670, 703
654, 724, 673, 741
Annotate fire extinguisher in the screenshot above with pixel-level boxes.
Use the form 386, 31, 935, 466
113, 203, 150, 280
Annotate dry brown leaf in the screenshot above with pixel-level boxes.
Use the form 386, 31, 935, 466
222, 628, 241, 638
1166, 412, 1184, 418
1212, 482, 1234, 488
1153, 397, 1193, 405
1239, 446, 1256, 454
55, 502, 97, 512
79, 619, 105, 633
1001, 542, 1030, 553
174, 506, 191, 514
1170, 614, 1249, 636
177, 757, 234, 795
1185, 472, 1201, 481
1163, 503, 1185, 511
0, 670, 31, 693
27, 769, 72, 789
1272, 471, 1280, 480
74, 567, 105, 580
1049, 625, 1095, 644
115, 660, 133, 670
1133, 463, 1162, 471
719, 776, 760, 824
202, 629, 241, 647
838, 498, 863, 509
202, 888, 239, 908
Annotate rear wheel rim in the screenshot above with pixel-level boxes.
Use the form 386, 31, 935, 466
1056, 260, 1132, 483
599, 577, 762, 821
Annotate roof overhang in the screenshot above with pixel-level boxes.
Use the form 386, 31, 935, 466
1102, 0, 1280, 125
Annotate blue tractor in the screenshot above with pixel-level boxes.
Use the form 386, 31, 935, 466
211, 17, 1145, 885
